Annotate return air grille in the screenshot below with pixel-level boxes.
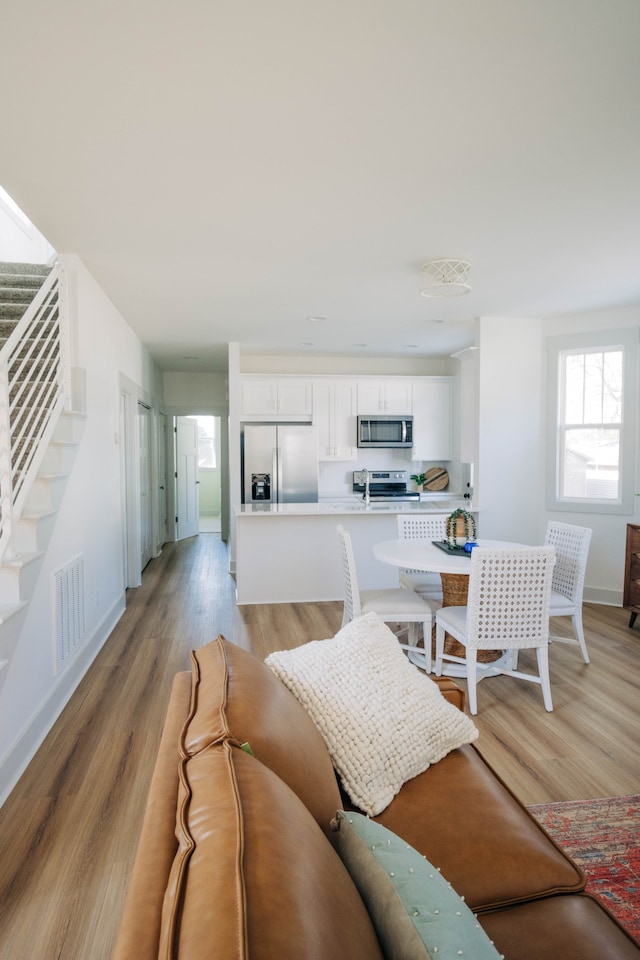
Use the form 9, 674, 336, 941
55, 555, 85, 670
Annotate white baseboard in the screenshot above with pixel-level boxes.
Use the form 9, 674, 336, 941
0, 595, 125, 809
583, 587, 623, 607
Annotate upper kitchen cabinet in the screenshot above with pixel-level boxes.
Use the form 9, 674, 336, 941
313, 379, 357, 461
411, 378, 453, 461
357, 378, 412, 415
240, 376, 313, 419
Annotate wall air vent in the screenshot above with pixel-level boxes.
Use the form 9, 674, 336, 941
54, 555, 85, 671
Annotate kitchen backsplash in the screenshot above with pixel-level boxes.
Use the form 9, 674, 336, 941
318, 455, 464, 499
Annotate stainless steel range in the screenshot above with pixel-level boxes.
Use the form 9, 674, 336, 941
352, 470, 420, 502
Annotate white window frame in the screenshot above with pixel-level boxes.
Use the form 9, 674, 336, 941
546, 327, 638, 515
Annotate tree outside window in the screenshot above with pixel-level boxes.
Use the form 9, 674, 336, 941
559, 347, 622, 501
547, 327, 637, 516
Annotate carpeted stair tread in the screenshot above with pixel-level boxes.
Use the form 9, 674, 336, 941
0, 286, 46, 303
0, 262, 53, 333
0, 261, 52, 277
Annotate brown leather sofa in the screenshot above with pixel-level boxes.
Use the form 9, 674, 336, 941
112, 636, 640, 960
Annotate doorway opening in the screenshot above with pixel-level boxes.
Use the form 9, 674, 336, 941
174, 415, 222, 539
193, 415, 222, 534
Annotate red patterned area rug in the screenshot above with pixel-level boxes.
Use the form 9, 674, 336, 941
528, 794, 640, 941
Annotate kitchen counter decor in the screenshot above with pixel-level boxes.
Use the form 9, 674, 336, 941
410, 466, 449, 491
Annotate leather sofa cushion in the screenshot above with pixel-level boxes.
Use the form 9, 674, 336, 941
112, 670, 191, 960
480, 894, 640, 960
159, 741, 385, 960
181, 636, 342, 835
370, 744, 585, 913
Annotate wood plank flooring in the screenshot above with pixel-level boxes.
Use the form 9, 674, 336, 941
0, 532, 638, 960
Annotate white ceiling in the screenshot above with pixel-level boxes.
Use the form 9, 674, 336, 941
1, 1, 639, 372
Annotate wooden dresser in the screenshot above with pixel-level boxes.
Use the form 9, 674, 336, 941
623, 523, 640, 628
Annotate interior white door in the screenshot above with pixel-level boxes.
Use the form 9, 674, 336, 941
138, 403, 153, 570
176, 416, 200, 540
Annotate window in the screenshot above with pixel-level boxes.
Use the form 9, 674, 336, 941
195, 416, 217, 469
547, 328, 637, 515
559, 346, 622, 500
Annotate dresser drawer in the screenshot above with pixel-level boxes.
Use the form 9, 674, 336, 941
623, 524, 640, 618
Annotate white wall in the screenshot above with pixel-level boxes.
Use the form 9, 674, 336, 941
475, 317, 545, 546
163, 371, 228, 410
0, 195, 56, 263
0, 255, 164, 804
240, 353, 456, 376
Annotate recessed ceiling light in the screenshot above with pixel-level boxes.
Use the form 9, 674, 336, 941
353, 343, 368, 348
424, 318, 445, 325
307, 316, 326, 323
403, 344, 419, 349
298, 341, 314, 347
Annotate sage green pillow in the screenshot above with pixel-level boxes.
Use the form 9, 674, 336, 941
332, 811, 502, 960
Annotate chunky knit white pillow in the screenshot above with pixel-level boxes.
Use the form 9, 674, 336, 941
265, 613, 479, 816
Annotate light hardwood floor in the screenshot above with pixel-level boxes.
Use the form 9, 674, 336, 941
0, 533, 638, 960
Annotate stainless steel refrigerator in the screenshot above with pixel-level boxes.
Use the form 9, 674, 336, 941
242, 424, 319, 504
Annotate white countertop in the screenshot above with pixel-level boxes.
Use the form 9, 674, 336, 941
235, 498, 473, 517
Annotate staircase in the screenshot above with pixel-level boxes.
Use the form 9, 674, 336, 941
0, 261, 83, 687
0, 262, 52, 336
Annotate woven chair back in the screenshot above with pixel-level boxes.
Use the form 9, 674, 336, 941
544, 522, 592, 604
465, 547, 555, 650
337, 524, 362, 621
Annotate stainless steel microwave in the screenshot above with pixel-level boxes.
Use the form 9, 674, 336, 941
357, 415, 413, 448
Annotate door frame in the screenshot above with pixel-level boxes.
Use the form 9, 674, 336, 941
165, 408, 230, 543
119, 375, 166, 589
138, 401, 153, 570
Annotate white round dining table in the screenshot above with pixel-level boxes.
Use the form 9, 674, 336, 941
372, 537, 526, 574
372, 538, 528, 677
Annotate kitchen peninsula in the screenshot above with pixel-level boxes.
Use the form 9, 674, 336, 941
235, 498, 470, 604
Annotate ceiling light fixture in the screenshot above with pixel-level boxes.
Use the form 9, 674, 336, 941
420, 259, 471, 297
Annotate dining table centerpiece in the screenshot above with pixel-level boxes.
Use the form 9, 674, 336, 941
445, 508, 476, 548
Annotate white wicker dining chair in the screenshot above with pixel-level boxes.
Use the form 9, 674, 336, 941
544, 521, 593, 663
434, 546, 555, 714
337, 524, 439, 672
396, 514, 448, 603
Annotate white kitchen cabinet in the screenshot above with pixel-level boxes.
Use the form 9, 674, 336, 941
356, 379, 413, 414
313, 380, 357, 460
411, 378, 453, 460
240, 376, 313, 419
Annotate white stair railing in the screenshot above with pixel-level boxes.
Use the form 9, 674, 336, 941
0, 263, 71, 561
